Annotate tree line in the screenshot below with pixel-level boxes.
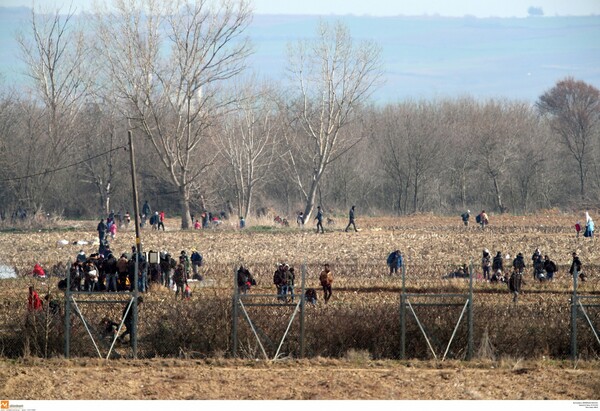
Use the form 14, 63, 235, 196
0, 0, 599, 228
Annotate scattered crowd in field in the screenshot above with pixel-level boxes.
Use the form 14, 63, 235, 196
22, 205, 596, 344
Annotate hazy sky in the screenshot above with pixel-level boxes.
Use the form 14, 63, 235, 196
2, 0, 600, 17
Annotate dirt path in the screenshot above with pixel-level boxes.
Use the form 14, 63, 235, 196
0, 358, 598, 400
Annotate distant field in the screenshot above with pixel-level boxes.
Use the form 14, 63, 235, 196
0, 213, 598, 362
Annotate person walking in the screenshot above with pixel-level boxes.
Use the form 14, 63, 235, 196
158, 211, 165, 231
315, 206, 324, 234
97, 219, 107, 244
508, 268, 523, 303
461, 210, 470, 226
345, 205, 358, 232
319, 264, 333, 303
569, 251, 585, 282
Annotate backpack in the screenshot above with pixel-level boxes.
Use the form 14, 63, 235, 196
475, 214, 482, 224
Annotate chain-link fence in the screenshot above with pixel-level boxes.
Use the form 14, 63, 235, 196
1, 262, 599, 360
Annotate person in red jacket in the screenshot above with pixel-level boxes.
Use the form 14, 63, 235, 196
28, 286, 43, 311
32, 263, 46, 278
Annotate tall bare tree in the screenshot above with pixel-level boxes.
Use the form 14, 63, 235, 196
285, 20, 383, 223
215, 81, 280, 219
94, 0, 253, 228
16, 5, 89, 211
537, 77, 600, 200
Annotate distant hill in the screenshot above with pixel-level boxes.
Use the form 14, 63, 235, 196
1, 7, 599, 103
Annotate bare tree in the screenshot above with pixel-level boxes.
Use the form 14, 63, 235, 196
94, 0, 253, 228
16, 5, 90, 211
285, 20, 383, 223
215, 80, 280, 219
537, 77, 600, 200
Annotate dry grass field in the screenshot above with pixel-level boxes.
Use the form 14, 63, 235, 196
0, 212, 599, 400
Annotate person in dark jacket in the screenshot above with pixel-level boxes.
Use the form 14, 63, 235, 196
512, 252, 526, 274
97, 219, 107, 243
508, 268, 523, 303
118, 296, 143, 344
386, 250, 403, 275
569, 251, 585, 282
543, 255, 557, 281
461, 210, 470, 226
344, 205, 358, 232
237, 265, 255, 294
492, 251, 503, 277
481, 249, 491, 281
315, 206, 324, 234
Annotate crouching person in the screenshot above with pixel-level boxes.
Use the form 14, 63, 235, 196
304, 288, 317, 305
237, 265, 256, 294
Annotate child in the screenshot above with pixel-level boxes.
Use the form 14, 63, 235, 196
575, 221, 581, 238
194, 219, 201, 230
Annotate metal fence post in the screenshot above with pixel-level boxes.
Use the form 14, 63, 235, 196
300, 263, 306, 358
467, 260, 474, 360
400, 261, 406, 359
571, 265, 578, 362
64, 265, 71, 358
232, 266, 239, 357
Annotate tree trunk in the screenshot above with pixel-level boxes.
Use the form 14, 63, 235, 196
302, 175, 321, 224
579, 159, 585, 200
180, 188, 192, 229
492, 175, 505, 213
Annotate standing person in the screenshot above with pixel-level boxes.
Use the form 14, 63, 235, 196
28, 286, 43, 311
477, 210, 489, 229
297, 211, 304, 227
158, 211, 165, 231
97, 219, 107, 244
319, 264, 334, 303
492, 251, 504, 280
173, 264, 187, 299
543, 255, 557, 281
273, 264, 285, 301
461, 210, 470, 226
584, 212, 594, 238
386, 250, 403, 275
344, 205, 358, 232
315, 206, 324, 234
116, 210, 123, 227
125, 211, 131, 227
531, 248, 541, 280
575, 221, 582, 238
190, 249, 204, 281
512, 252, 526, 274
481, 249, 491, 281
116, 253, 129, 291
569, 251, 585, 282
109, 221, 117, 240
141, 201, 151, 227
508, 267, 523, 303
239, 216, 245, 229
